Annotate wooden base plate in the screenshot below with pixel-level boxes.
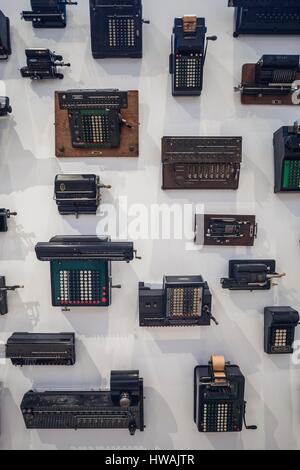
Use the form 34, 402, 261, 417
195, 214, 257, 247
240, 64, 300, 105
204, 214, 257, 246
55, 91, 139, 158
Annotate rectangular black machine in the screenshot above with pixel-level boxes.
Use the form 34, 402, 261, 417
169, 16, 217, 96
194, 355, 256, 432
195, 214, 257, 246
0, 276, 23, 315
20, 49, 70, 80
264, 307, 299, 354
54, 174, 111, 216
22, 0, 77, 28
139, 275, 217, 327
228, 0, 300, 37
274, 122, 300, 192
21, 370, 144, 435
0, 97, 12, 116
236, 55, 300, 105
221, 260, 286, 291
90, 0, 149, 59
35, 236, 139, 308
0, 10, 11, 60
57, 89, 131, 149
0, 209, 16, 232
162, 136, 242, 190
6, 333, 76, 366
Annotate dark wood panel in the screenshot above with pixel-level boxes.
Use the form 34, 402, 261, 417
203, 214, 257, 246
55, 91, 139, 158
240, 64, 300, 106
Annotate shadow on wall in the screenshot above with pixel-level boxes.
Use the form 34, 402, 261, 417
0, 218, 35, 261
0, 295, 40, 333
0, 388, 31, 450
26, 72, 83, 100
1, 22, 92, 83
0, 27, 24, 82
25, 13, 90, 45
61, 262, 140, 338
154, 332, 260, 376
0, 121, 60, 195
62, 308, 110, 339
225, 282, 300, 317
14, 339, 103, 389
88, 22, 166, 79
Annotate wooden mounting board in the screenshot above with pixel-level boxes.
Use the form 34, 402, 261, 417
194, 214, 257, 247
241, 64, 300, 106
55, 91, 139, 158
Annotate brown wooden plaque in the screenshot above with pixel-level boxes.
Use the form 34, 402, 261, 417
55, 90, 139, 158
240, 64, 300, 106
195, 214, 257, 247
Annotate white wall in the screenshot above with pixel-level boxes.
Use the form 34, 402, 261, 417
0, 0, 300, 450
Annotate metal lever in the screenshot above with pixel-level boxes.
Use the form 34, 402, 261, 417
267, 272, 286, 287
243, 402, 257, 430
121, 118, 135, 129
56, 62, 71, 68
234, 85, 243, 93
248, 272, 286, 288
235, 84, 298, 94
203, 35, 218, 64
62, 307, 70, 312
210, 314, 219, 326
267, 272, 286, 281
204, 305, 219, 325
6, 210, 17, 219
0, 285, 24, 292
0, 280, 23, 315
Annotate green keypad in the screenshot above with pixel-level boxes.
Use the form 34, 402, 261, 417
80, 110, 110, 146
51, 260, 109, 307
283, 160, 300, 190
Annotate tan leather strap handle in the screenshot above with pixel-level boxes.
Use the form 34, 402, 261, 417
211, 355, 226, 382
183, 15, 197, 33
